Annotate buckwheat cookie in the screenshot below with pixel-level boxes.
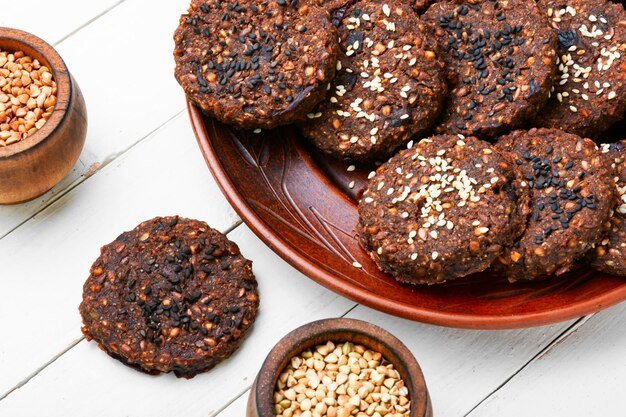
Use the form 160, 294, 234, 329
174, 0, 339, 129
358, 135, 529, 285
590, 141, 626, 276
422, 0, 557, 138
300, 0, 447, 162
534, 0, 626, 137
493, 128, 615, 281
80, 216, 259, 378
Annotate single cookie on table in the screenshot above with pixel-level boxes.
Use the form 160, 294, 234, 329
174, 0, 339, 129
358, 135, 530, 285
422, 0, 557, 138
590, 141, 626, 276
493, 128, 615, 281
534, 0, 626, 138
299, 0, 447, 162
80, 216, 259, 378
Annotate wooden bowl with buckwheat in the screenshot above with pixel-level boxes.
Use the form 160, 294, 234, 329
247, 318, 432, 417
0, 27, 87, 204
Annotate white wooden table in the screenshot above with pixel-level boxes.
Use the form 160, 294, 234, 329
0, 2, 624, 416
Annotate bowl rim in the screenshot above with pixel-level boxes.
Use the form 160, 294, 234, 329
253, 318, 431, 417
0, 27, 72, 159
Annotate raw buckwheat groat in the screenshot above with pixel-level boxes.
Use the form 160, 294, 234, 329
0, 49, 57, 146
358, 135, 529, 284
422, 0, 557, 138
590, 141, 626, 276
174, 0, 339, 129
300, 0, 447, 162
80, 216, 259, 378
494, 128, 615, 281
534, 0, 626, 137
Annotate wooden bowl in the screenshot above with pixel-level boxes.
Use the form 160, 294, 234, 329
247, 318, 432, 417
0, 28, 87, 204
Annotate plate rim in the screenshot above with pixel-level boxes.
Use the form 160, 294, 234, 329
188, 101, 626, 330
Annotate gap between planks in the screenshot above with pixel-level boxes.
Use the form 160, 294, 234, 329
0, 109, 184, 243
52, 0, 128, 46
0, 219, 245, 402
463, 315, 593, 417
0, 338, 84, 402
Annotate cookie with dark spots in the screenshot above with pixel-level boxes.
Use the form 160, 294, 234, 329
300, 0, 447, 162
422, 0, 557, 138
534, 0, 626, 138
590, 141, 626, 276
358, 135, 529, 285
174, 0, 339, 129
80, 216, 259, 378
493, 128, 615, 281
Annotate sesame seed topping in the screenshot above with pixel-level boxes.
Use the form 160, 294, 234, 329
382, 4, 391, 17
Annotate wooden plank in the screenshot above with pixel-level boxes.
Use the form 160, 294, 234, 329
0, 225, 356, 415
0, 0, 190, 237
0, 113, 239, 396
52, 0, 189, 159
0, 0, 124, 46
342, 307, 574, 417
466, 303, 626, 417
0, 159, 88, 239
161, 307, 578, 417
217, 391, 250, 417
0, 227, 577, 417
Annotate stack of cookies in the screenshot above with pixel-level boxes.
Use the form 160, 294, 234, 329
173, 0, 626, 284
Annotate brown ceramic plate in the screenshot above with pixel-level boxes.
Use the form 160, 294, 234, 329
189, 102, 626, 329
